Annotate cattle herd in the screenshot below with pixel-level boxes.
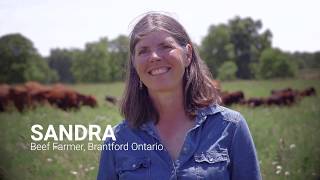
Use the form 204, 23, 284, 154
0, 82, 97, 112
220, 87, 316, 107
0, 81, 317, 113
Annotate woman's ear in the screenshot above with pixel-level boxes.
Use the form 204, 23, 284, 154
185, 44, 193, 67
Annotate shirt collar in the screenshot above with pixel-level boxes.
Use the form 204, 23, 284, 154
195, 103, 224, 124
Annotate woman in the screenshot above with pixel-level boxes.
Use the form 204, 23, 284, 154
98, 12, 261, 180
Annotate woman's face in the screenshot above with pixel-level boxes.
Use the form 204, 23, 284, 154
133, 30, 192, 93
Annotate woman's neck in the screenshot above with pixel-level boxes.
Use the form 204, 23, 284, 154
149, 87, 189, 124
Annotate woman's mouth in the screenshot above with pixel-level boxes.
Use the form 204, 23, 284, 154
148, 67, 171, 76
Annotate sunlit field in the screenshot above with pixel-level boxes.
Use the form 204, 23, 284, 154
0, 79, 319, 180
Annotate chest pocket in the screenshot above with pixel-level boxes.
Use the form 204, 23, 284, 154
194, 147, 230, 178
117, 157, 151, 180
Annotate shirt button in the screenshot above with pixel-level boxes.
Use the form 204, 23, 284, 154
132, 164, 136, 168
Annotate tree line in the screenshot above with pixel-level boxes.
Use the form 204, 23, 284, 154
1, 16, 319, 84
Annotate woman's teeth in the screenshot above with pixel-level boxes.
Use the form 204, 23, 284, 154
150, 67, 170, 75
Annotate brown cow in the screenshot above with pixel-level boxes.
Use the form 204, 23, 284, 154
246, 97, 265, 107
24, 81, 51, 106
105, 95, 118, 105
9, 85, 31, 112
0, 84, 11, 112
45, 84, 79, 110
78, 93, 98, 108
299, 87, 316, 97
221, 91, 245, 106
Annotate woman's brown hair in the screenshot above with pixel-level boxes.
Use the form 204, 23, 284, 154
120, 12, 220, 128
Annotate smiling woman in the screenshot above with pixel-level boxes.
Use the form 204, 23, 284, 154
133, 30, 191, 92
97, 12, 262, 180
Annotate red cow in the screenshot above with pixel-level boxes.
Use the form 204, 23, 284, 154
246, 97, 265, 107
24, 81, 51, 106
9, 85, 31, 112
0, 84, 11, 112
105, 95, 118, 105
221, 91, 245, 106
78, 93, 98, 108
45, 85, 79, 110
299, 87, 316, 97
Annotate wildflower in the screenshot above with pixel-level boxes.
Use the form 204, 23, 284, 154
90, 166, 95, 170
70, 171, 78, 175
289, 144, 296, 149
276, 170, 281, 174
276, 165, 282, 170
284, 171, 290, 176
47, 158, 53, 162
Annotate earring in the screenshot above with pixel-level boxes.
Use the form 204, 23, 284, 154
139, 80, 143, 89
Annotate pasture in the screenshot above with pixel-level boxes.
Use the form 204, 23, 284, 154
0, 79, 319, 180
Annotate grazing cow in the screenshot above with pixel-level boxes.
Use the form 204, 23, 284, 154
24, 81, 51, 106
266, 91, 296, 106
246, 97, 265, 107
45, 85, 79, 110
105, 95, 118, 105
9, 85, 31, 112
221, 91, 245, 106
0, 84, 11, 112
299, 87, 316, 97
78, 94, 98, 108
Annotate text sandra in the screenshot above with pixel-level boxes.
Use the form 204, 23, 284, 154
31, 124, 116, 141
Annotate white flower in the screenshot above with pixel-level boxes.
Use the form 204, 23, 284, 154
276, 165, 282, 170
46, 158, 53, 162
276, 170, 281, 174
289, 144, 296, 149
90, 166, 95, 170
70, 171, 78, 175
285, 171, 290, 176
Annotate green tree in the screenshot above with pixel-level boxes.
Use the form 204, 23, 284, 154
229, 16, 272, 79
217, 61, 238, 80
71, 38, 111, 83
0, 33, 57, 83
48, 48, 78, 83
200, 24, 235, 77
108, 35, 129, 81
259, 48, 297, 79
200, 16, 272, 79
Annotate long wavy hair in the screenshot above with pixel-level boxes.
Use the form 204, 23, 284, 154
120, 12, 220, 128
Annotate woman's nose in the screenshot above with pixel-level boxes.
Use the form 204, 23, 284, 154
148, 50, 161, 62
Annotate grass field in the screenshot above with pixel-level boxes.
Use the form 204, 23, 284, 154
0, 79, 319, 180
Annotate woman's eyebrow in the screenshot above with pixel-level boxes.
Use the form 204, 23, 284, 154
136, 45, 148, 51
159, 40, 175, 46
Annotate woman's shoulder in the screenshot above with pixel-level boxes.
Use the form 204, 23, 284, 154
199, 103, 245, 124
112, 120, 134, 135
109, 120, 146, 141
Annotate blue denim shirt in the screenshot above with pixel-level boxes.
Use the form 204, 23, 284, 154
97, 104, 261, 180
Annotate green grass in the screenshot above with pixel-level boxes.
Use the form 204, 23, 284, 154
0, 79, 319, 180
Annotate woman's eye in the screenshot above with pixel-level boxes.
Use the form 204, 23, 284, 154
137, 49, 147, 55
162, 45, 172, 49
